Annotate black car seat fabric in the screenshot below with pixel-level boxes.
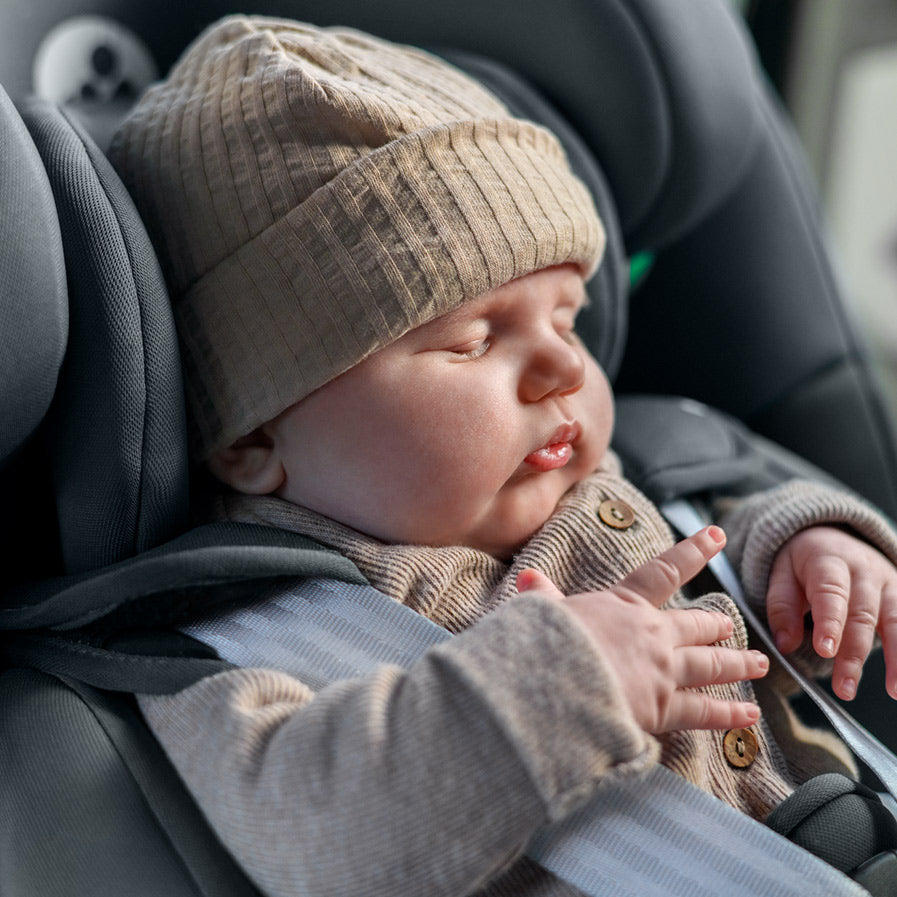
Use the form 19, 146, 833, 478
0, 87, 190, 589
0, 89, 67, 465
0, 86, 68, 588
0, 670, 263, 897
16, 97, 190, 576
613, 87, 897, 519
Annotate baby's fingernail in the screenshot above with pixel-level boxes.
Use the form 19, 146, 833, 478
775, 631, 790, 653
707, 526, 725, 545
842, 679, 857, 700
820, 637, 836, 657
753, 651, 769, 671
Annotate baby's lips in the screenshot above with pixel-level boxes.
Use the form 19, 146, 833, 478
524, 421, 581, 471
524, 442, 574, 471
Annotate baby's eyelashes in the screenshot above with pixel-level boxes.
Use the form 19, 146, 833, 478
448, 338, 492, 361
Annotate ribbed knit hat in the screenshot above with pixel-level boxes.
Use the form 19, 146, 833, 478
110, 16, 605, 458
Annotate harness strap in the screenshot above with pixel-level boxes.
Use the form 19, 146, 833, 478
183, 577, 866, 896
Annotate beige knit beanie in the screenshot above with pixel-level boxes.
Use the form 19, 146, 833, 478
110, 16, 605, 458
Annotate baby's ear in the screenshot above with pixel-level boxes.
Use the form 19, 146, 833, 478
207, 428, 284, 495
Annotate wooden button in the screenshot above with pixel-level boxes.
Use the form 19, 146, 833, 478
723, 728, 758, 768
597, 499, 635, 530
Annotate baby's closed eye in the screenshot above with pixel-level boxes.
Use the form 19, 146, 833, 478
449, 338, 492, 361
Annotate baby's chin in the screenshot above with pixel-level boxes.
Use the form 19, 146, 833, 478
451, 514, 543, 561
462, 480, 582, 560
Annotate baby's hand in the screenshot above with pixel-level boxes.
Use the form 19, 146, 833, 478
768, 526, 897, 701
517, 527, 768, 735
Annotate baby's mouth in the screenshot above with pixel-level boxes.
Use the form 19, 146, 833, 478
524, 423, 581, 472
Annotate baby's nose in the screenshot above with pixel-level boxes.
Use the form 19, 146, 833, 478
518, 332, 586, 403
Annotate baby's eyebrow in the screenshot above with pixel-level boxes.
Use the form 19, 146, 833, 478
411, 307, 485, 346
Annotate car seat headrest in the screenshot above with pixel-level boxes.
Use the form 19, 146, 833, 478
545, 0, 762, 249
0, 85, 67, 466
14, 98, 189, 576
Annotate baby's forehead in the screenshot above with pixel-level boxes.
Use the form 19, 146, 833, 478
434, 266, 588, 323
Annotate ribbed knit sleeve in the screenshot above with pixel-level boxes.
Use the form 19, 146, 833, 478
139, 594, 656, 897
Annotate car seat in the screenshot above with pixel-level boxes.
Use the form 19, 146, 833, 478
2, 0, 896, 894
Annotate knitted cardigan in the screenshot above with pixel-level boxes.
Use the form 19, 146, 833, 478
138, 460, 897, 897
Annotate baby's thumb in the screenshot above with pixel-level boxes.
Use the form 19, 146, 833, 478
516, 568, 566, 602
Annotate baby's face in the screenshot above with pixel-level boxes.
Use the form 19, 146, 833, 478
266, 264, 613, 558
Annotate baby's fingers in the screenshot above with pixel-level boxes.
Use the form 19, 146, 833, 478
516, 568, 565, 601
803, 556, 852, 660
677, 646, 769, 690
663, 691, 760, 733
766, 556, 809, 654
830, 578, 880, 700
617, 526, 726, 608
665, 607, 736, 648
